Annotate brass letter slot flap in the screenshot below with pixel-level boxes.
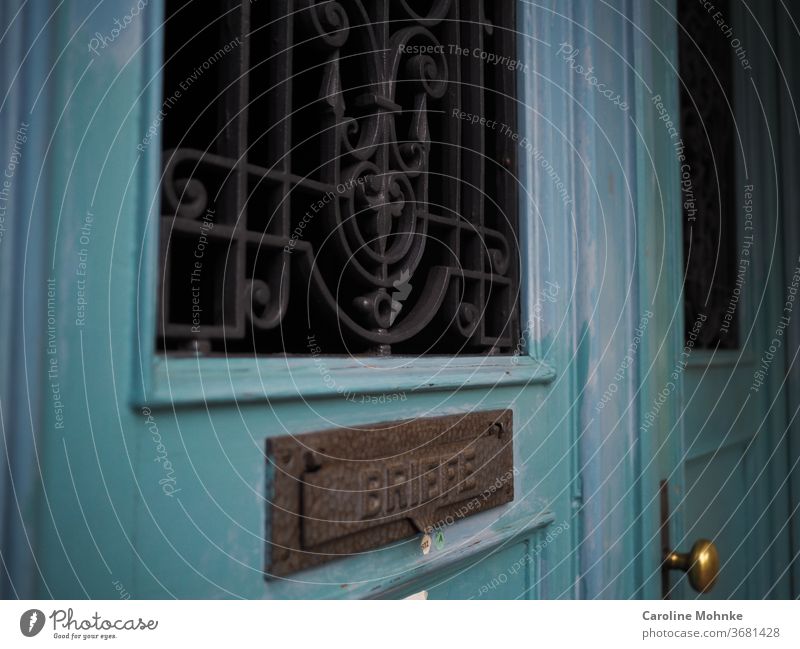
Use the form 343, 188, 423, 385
266, 409, 514, 577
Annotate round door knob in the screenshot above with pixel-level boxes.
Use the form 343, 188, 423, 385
664, 539, 719, 593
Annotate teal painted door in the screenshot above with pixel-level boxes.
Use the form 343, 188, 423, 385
6, 0, 588, 600
670, 0, 794, 599
0, 0, 680, 601
13, 0, 793, 601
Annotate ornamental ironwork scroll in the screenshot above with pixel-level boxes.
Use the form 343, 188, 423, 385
158, 0, 520, 355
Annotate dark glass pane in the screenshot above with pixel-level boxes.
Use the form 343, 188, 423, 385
157, 0, 520, 355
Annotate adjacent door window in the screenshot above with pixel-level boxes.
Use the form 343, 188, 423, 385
678, 0, 739, 349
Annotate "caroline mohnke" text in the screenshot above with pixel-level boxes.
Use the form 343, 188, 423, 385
643, 610, 743, 621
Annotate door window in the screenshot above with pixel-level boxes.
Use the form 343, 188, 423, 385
157, 0, 521, 356
678, 0, 740, 349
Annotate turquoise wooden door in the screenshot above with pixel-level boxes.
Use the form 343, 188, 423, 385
667, 0, 795, 598
10, 0, 795, 602
0, 0, 676, 601
0, 0, 591, 600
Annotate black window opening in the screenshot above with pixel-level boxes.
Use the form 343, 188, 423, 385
678, 0, 739, 349
157, 0, 521, 356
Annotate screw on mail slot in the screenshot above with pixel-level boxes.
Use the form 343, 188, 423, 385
265, 410, 514, 577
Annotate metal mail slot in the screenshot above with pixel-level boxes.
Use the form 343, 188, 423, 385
265, 410, 514, 577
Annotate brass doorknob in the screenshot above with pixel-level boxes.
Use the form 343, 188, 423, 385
663, 539, 719, 593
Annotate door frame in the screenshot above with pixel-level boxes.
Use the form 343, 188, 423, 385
777, 0, 800, 599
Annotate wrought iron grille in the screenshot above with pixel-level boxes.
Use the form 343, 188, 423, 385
157, 0, 520, 355
678, 0, 738, 349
